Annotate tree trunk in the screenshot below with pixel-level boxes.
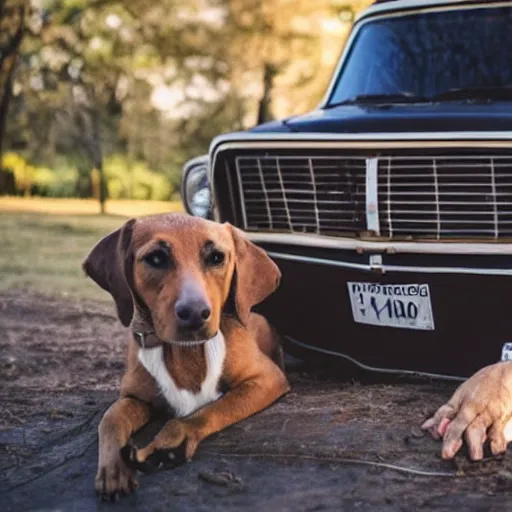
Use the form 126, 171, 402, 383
0, 2, 26, 194
0, 54, 15, 157
98, 164, 106, 214
256, 62, 277, 125
90, 111, 106, 214
81, 84, 107, 214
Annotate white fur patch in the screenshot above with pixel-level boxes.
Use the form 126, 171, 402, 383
137, 332, 226, 418
505, 417, 512, 443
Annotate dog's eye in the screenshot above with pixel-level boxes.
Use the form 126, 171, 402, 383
204, 249, 225, 267
144, 249, 170, 269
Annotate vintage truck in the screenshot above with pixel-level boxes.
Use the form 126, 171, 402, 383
180, 0, 512, 380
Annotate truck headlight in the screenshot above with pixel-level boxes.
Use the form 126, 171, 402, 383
181, 156, 212, 218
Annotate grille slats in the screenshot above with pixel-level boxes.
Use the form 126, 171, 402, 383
232, 152, 512, 240
236, 155, 366, 235
378, 155, 512, 239
382, 210, 512, 216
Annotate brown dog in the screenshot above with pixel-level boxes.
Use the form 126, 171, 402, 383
83, 213, 290, 500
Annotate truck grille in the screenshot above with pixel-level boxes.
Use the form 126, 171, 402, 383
231, 152, 512, 240
378, 155, 512, 239
235, 155, 366, 235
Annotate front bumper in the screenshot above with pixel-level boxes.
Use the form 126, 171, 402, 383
252, 240, 512, 380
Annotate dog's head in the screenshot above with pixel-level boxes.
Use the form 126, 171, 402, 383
83, 213, 280, 342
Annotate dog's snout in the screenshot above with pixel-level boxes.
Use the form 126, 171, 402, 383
175, 299, 211, 331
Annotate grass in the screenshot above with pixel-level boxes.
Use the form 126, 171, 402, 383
0, 197, 183, 216
0, 198, 184, 302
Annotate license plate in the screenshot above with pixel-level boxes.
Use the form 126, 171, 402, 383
347, 282, 435, 331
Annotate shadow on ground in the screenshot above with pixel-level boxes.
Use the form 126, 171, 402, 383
1, 291, 512, 511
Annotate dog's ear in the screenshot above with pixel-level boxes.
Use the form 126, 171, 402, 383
224, 224, 281, 325
82, 219, 136, 327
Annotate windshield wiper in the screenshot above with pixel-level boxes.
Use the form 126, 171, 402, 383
432, 86, 512, 102
327, 87, 512, 108
326, 93, 430, 108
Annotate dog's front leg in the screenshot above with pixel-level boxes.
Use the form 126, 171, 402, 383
135, 366, 289, 463
96, 397, 151, 500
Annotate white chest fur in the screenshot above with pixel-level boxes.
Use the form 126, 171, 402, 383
138, 333, 226, 418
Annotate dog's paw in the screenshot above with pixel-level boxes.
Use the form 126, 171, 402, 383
121, 438, 187, 473
95, 456, 138, 501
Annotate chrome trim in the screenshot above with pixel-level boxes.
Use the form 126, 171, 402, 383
225, 159, 238, 225
490, 157, 499, 239
266, 251, 512, 277
266, 251, 372, 272
319, 1, 509, 108
250, 232, 512, 255
284, 336, 465, 382
365, 157, 380, 235
308, 158, 321, 233
233, 157, 247, 228
255, 157, 273, 229
210, 134, 512, 154
385, 156, 393, 238
355, 0, 509, 23
384, 264, 512, 277
183, 154, 209, 168
432, 159, 440, 239
369, 254, 383, 272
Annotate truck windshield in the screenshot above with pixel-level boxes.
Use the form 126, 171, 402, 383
327, 5, 512, 105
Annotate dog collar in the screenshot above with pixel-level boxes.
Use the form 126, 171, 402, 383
132, 330, 156, 349
132, 330, 214, 349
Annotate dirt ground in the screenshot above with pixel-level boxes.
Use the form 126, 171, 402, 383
2, 290, 512, 511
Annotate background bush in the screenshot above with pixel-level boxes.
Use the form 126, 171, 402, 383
2, 152, 174, 201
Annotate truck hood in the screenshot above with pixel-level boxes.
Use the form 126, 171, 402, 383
249, 102, 512, 134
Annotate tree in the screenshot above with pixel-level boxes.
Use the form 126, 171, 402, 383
2, 0, 373, 201
5, 0, 128, 207
0, 0, 27, 193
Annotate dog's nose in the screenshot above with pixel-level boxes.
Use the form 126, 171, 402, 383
175, 300, 211, 331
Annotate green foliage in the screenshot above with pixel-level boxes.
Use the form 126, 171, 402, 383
104, 155, 173, 201
2, 151, 173, 200
39, 166, 78, 197
3, 151, 77, 196
2, 152, 35, 195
